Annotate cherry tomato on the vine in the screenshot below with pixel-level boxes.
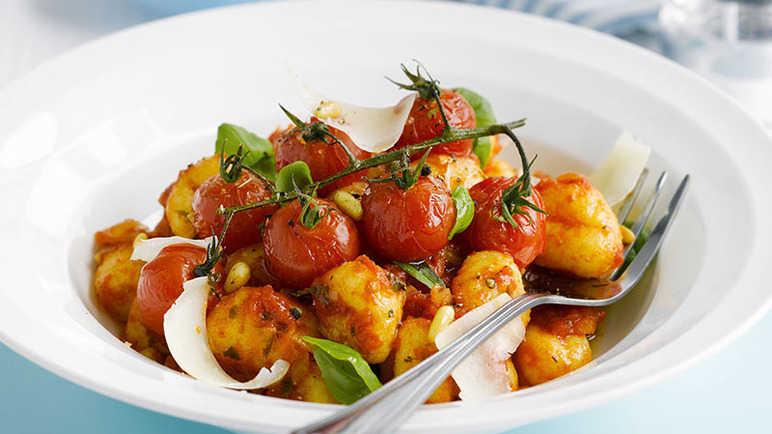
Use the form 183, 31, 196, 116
270, 119, 370, 195
361, 176, 456, 262
136, 244, 222, 335
394, 89, 476, 158
192, 172, 275, 253
463, 176, 546, 269
263, 199, 360, 289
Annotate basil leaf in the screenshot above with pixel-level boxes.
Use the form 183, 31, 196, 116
276, 161, 314, 193
454, 88, 497, 168
473, 137, 493, 169
303, 336, 381, 404
215, 123, 276, 180
448, 186, 474, 239
455, 88, 496, 128
394, 261, 445, 289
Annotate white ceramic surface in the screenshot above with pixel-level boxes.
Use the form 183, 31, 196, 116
0, 1, 770, 433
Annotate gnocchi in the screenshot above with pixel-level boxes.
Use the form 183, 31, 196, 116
310, 256, 406, 364
451, 251, 526, 318
163, 155, 219, 238
534, 173, 624, 278
207, 286, 319, 382
388, 317, 458, 403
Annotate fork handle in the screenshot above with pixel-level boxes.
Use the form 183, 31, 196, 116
291, 292, 555, 434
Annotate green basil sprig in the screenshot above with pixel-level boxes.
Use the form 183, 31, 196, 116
303, 336, 382, 404
215, 123, 276, 180
394, 261, 445, 289
453, 88, 497, 168
448, 186, 474, 239
275, 161, 314, 193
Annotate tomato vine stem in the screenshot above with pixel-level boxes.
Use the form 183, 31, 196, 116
222, 118, 527, 215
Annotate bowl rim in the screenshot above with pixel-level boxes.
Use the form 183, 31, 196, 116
1, 1, 771, 432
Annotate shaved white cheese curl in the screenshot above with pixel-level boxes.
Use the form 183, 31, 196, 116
435, 294, 526, 401
164, 276, 289, 390
590, 131, 651, 207
300, 85, 416, 153
130, 236, 213, 262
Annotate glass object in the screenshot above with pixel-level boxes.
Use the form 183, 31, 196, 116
660, 0, 772, 125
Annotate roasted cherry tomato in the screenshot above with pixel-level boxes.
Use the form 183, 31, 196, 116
394, 89, 476, 158
263, 199, 360, 289
136, 244, 222, 335
270, 120, 370, 195
191, 172, 275, 253
463, 177, 546, 269
361, 176, 455, 262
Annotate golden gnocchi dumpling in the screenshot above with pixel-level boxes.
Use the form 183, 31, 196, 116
513, 323, 592, 386
94, 219, 148, 252
207, 285, 319, 382
451, 251, 525, 317
417, 154, 485, 191
163, 155, 219, 237
311, 255, 406, 364
390, 317, 458, 403
266, 350, 336, 404
483, 158, 517, 179
534, 173, 623, 278
94, 243, 144, 323
124, 300, 168, 363
292, 358, 337, 403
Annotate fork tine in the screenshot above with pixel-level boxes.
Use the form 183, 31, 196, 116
611, 171, 668, 280
630, 171, 668, 238
617, 168, 649, 223
617, 174, 690, 287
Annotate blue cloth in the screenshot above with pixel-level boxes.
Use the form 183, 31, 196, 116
455, 0, 662, 34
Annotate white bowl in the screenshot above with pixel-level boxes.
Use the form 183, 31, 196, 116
0, 1, 770, 433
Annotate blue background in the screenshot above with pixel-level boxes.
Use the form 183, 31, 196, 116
4, 312, 770, 434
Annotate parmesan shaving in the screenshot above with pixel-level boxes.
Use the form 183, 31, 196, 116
299, 82, 416, 153
163, 277, 289, 390
434, 294, 526, 401
590, 131, 651, 207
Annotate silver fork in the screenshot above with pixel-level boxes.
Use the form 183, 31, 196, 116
292, 170, 690, 434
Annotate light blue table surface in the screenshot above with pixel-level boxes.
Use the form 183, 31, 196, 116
3, 310, 771, 434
